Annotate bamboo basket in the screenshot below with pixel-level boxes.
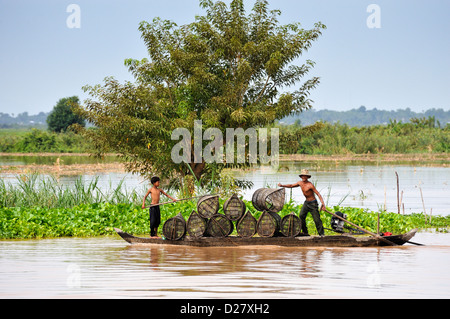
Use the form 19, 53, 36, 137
223, 194, 246, 221
236, 211, 257, 238
163, 213, 186, 241
252, 188, 286, 213
256, 211, 281, 238
197, 195, 220, 219
186, 210, 207, 238
280, 213, 302, 237
206, 214, 233, 238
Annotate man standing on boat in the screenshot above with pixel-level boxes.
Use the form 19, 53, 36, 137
278, 169, 326, 236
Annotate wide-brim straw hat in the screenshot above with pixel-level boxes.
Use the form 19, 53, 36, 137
299, 169, 311, 178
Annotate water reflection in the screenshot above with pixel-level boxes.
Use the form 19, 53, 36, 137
0, 234, 449, 298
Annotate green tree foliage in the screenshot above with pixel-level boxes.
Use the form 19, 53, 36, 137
47, 96, 85, 133
74, 0, 326, 183
16, 129, 57, 152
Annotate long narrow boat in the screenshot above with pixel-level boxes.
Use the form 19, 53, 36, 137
114, 228, 418, 248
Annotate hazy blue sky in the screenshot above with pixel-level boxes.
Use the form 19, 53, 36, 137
0, 0, 449, 115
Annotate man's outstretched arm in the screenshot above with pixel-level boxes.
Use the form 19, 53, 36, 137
278, 182, 300, 189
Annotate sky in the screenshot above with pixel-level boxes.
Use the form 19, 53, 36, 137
0, 0, 449, 115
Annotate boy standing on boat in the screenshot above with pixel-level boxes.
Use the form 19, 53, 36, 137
142, 176, 177, 238
278, 169, 326, 236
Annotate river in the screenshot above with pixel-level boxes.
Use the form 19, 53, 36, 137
0, 232, 449, 299
2, 156, 448, 215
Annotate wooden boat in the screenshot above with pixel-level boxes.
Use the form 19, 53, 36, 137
114, 228, 418, 248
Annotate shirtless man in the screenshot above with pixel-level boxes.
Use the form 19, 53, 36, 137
142, 176, 177, 238
278, 169, 326, 236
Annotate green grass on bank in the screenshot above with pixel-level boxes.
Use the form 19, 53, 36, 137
0, 128, 93, 153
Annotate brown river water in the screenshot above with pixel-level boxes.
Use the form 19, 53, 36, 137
1, 232, 449, 299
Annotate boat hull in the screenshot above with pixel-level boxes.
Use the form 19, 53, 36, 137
114, 228, 418, 248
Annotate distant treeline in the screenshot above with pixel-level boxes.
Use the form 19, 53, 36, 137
282, 106, 450, 127
0, 112, 48, 128
2, 107, 449, 128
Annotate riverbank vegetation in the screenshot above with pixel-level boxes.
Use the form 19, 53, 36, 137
0, 175, 448, 239
0, 128, 92, 153
278, 117, 449, 155
1, 116, 448, 155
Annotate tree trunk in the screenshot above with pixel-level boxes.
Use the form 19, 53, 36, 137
187, 143, 206, 181
189, 161, 206, 182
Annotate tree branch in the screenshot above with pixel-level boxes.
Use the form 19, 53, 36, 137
255, 75, 271, 104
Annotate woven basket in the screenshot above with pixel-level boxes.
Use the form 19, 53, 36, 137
256, 211, 281, 238
162, 213, 186, 241
197, 195, 220, 219
236, 211, 257, 238
252, 188, 286, 213
186, 210, 207, 238
206, 214, 233, 238
223, 194, 246, 221
280, 213, 302, 237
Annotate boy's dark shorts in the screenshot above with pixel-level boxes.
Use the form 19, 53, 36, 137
149, 206, 161, 236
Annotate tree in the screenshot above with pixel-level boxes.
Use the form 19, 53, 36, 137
74, 0, 325, 184
47, 96, 85, 132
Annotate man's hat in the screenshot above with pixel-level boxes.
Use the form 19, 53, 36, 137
299, 169, 311, 178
